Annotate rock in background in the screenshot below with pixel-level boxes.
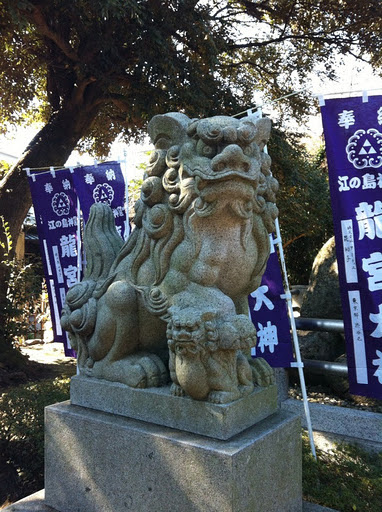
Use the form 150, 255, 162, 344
300, 237, 342, 320
297, 331, 344, 362
297, 237, 347, 393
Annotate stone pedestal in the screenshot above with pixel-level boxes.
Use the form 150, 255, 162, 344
70, 376, 278, 440
45, 400, 302, 512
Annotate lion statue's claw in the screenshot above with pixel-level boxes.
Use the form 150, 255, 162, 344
170, 383, 185, 397
250, 357, 275, 387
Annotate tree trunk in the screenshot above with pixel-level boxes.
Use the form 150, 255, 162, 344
0, 102, 99, 355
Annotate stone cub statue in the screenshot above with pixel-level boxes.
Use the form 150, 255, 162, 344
167, 307, 256, 403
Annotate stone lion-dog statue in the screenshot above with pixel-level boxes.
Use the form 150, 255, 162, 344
61, 112, 279, 403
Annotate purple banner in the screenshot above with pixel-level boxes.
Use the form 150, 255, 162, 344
28, 169, 79, 356
321, 95, 382, 399
248, 234, 294, 367
71, 161, 129, 240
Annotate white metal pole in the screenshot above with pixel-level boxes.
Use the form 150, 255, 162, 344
275, 218, 317, 459
76, 196, 82, 282
123, 148, 130, 240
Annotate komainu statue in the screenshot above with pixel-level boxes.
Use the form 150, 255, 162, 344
61, 113, 279, 403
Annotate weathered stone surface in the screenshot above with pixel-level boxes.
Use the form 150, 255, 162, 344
3, 491, 335, 512
45, 402, 302, 512
274, 367, 289, 404
70, 375, 277, 440
300, 237, 342, 320
61, 113, 278, 402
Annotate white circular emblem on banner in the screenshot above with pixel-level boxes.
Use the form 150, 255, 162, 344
93, 183, 114, 205
346, 128, 382, 169
51, 192, 70, 216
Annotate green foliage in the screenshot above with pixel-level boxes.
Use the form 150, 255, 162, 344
0, 0, 242, 153
225, 0, 382, 119
269, 129, 333, 283
127, 151, 150, 217
302, 432, 382, 511
0, 256, 44, 348
0, 160, 11, 180
0, 377, 71, 505
0, 218, 44, 361
0, 215, 12, 256
128, 176, 144, 217
1, 1, 382, 154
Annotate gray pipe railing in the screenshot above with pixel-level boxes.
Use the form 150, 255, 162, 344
294, 317, 344, 333
293, 317, 347, 376
302, 359, 348, 376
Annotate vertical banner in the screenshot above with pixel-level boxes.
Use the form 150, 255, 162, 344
71, 161, 129, 240
28, 169, 79, 356
321, 94, 382, 399
248, 234, 294, 367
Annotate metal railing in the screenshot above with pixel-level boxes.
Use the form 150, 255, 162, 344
294, 317, 348, 377
295, 317, 344, 333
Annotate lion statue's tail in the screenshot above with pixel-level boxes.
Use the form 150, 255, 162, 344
61, 203, 123, 348
83, 203, 124, 281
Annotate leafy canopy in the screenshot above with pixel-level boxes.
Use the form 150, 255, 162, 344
269, 130, 333, 283
1, 1, 382, 155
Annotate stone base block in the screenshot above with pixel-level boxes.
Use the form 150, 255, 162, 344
70, 376, 278, 440
2, 491, 337, 512
45, 402, 302, 512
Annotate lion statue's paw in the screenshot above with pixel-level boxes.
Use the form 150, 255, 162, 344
137, 354, 168, 387
170, 383, 185, 397
250, 357, 275, 387
87, 353, 168, 388
238, 383, 255, 397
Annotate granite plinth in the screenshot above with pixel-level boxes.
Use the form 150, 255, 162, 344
70, 375, 278, 440
3, 490, 337, 512
45, 402, 302, 512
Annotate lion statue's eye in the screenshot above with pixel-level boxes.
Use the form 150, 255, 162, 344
196, 139, 216, 158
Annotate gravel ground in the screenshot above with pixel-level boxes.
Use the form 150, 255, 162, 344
289, 382, 382, 414
20, 341, 75, 366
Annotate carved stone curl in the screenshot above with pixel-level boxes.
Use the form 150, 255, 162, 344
61, 112, 279, 402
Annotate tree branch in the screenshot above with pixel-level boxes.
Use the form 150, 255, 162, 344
109, 95, 131, 111
279, 0, 298, 39
229, 28, 356, 50
71, 77, 97, 105
222, 60, 277, 75
27, 5, 79, 62
283, 233, 306, 251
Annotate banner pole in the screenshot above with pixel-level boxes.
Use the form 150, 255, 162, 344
275, 218, 317, 459
76, 197, 82, 281
123, 148, 129, 239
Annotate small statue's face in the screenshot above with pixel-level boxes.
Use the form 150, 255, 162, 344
169, 312, 208, 355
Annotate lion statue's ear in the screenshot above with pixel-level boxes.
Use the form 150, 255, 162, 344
242, 116, 272, 150
148, 112, 191, 149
